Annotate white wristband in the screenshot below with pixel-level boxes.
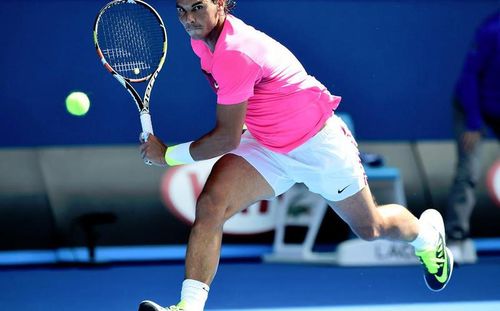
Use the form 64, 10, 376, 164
164, 141, 195, 166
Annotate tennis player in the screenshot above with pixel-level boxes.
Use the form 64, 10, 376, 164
139, 1, 453, 310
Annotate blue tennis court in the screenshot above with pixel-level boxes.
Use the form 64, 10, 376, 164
1, 247, 499, 311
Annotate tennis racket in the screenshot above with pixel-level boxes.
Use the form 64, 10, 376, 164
93, 0, 167, 163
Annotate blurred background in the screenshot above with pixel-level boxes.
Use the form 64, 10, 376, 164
0, 0, 499, 263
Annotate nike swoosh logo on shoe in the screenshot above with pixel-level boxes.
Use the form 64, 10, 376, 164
434, 238, 448, 283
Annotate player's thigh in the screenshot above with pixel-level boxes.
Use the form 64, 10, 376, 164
200, 153, 275, 221
326, 186, 381, 230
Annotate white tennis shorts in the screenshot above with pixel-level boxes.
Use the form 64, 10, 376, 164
230, 114, 367, 202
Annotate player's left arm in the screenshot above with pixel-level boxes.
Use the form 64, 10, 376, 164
190, 101, 247, 160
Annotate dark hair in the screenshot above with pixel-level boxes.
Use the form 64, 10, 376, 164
212, 0, 236, 13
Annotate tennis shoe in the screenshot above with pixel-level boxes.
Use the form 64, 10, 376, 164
415, 209, 454, 291
139, 300, 185, 311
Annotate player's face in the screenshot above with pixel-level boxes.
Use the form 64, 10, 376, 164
176, 0, 224, 41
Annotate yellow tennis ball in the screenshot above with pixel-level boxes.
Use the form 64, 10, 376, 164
66, 92, 90, 116
134, 68, 140, 75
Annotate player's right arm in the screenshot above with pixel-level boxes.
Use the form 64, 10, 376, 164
142, 50, 257, 166
187, 51, 258, 160
139, 101, 247, 166
190, 101, 247, 160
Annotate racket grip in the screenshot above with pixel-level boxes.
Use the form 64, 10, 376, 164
140, 113, 154, 166
140, 113, 154, 135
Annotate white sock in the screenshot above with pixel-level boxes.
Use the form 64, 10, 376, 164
410, 221, 439, 251
180, 279, 210, 311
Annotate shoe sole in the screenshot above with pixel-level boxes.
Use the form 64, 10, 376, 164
427, 247, 454, 292
139, 300, 165, 311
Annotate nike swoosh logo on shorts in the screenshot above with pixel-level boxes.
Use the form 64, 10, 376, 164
338, 184, 351, 194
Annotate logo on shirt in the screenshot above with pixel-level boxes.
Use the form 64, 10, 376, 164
202, 69, 219, 92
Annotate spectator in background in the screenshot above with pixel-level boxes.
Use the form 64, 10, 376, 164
447, 11, 500, 253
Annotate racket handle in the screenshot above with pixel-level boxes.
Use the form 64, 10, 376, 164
140, 113, 154, 135
140, 113, 154, 166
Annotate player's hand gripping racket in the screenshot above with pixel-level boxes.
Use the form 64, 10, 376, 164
93, 0, 167, 165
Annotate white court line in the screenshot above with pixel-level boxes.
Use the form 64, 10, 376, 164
211, 301, 500, 311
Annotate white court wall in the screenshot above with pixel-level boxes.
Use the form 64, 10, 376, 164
0, 141, 498, 250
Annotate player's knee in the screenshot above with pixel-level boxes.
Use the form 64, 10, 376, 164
352, 225, 382, 241
194, 191, 227, 227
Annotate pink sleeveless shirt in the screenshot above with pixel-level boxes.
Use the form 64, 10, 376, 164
191, 15, 341, 153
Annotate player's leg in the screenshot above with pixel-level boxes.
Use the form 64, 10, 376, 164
185, 153, 274, 285
140, 153, 275, 311
294, 115, 420, 243
294, 114, 453, 291
327, 186, 418, 242
327, 186, 453, 291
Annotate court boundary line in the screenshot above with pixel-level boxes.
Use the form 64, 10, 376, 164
210, 300, 500, 311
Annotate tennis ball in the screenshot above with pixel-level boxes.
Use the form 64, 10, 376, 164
134, 68, 140, 75
66, 91, 90, 116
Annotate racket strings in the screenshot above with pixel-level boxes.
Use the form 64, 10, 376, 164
97, 1, 165, 80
